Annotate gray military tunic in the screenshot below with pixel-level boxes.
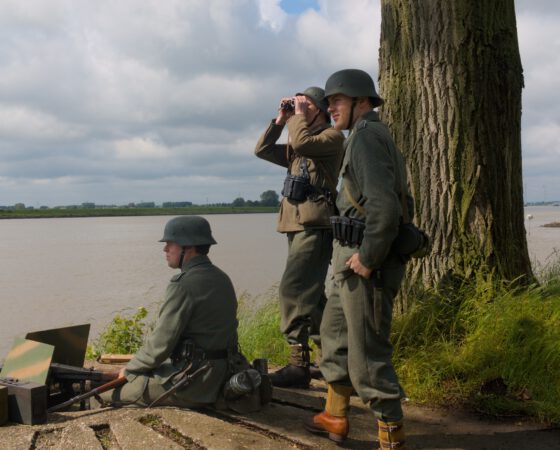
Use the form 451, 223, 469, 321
102, 255, 238, 408
320, 111, 408, 421
255, 115, 344, 348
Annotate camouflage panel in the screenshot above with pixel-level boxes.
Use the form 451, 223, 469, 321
0, 338, 54, 384
26, 323, 90, 367
0, 385, 7, 425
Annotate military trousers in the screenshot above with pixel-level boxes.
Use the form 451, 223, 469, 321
320, 255, 405, 422
98, 374, 206, 408
279, 228, 333, 349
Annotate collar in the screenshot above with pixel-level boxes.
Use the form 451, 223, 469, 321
181, 254, 211, 272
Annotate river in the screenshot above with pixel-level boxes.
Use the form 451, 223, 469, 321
0, 207, 558, 358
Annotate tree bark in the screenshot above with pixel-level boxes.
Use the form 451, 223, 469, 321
378, 0, 533, 307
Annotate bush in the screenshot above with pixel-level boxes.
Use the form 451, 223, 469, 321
87, 307, 151, 359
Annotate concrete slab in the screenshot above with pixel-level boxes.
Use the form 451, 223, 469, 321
111, 416, 183, 450
54, 422, 103, 450
158, 407, 289, 450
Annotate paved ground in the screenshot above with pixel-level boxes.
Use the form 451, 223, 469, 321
1, 379, 559, 449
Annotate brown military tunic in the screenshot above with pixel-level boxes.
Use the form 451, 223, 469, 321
255, 114, 344, 232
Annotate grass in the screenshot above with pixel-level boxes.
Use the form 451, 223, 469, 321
392, 260, 560, 423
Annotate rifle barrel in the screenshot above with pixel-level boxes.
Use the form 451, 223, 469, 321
48, 376, 127, 413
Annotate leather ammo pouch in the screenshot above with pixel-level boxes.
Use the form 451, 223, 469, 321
330, 216, 365, 246
282, 174, 310, 201
282, 157, 311, 202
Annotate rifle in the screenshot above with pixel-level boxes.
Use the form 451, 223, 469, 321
47, 363, 120, 410
48, 376, 127, 413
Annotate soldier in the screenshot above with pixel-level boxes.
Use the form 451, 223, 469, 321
255, 87, 344, 388
100, 216, 241, 408
303, 70, 409, 449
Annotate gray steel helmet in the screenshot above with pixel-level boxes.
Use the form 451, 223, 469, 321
159, 216, 217, 246
324, 69, 384, 107
296, 86, 329, 114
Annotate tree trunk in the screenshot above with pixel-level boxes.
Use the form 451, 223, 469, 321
378, 0, 533, 308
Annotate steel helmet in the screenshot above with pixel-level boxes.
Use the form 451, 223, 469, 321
324, 69, 384, 107
296, 86, 329, 114
159, 216, 217, 246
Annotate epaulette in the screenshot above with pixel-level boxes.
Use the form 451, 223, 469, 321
170, 272, 186, 282
357, 119, 369, 130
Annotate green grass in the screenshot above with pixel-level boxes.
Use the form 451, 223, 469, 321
237, 292, 290, 366
392, 262, 560, 423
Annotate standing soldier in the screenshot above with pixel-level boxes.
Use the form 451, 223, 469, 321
304, 70, 409, 449
255, 87, 344, 388
100, 216, 244, 408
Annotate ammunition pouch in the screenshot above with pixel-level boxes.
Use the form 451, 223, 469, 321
392, 223, 431, 260
282, 174, 310, 201
330, 216, 365, 247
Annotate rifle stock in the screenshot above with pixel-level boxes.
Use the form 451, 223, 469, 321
48, 375, 127, 413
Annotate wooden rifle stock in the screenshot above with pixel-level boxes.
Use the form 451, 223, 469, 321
48, 375, 127, 413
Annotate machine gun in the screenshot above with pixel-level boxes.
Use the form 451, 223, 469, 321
46, 362, 120, 410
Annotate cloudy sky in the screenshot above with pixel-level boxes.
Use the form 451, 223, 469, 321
0, 0, 557, 207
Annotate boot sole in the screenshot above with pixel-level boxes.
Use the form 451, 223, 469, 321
303, 422, 346, 444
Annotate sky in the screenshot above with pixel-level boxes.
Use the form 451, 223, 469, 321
0, 0, 558, 207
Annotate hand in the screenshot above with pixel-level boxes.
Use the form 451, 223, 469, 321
275, 97, 295, 125
118, 367, 126, 378
294, 95, 308, 115
346, 253, 373, 278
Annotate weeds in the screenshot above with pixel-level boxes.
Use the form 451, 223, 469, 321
86, 306, 152, 359
393, 263, 560, 423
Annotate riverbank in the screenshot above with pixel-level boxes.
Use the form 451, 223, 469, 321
0, 206, 277, 219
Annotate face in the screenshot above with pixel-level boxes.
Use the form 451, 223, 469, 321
163, 241, 183, 268
327, 94, 353, 130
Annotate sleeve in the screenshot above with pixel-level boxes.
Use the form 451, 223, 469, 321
287, 115, 344, 160
352, 129, 401, 269
254, 120, 290, 168
125, 280, 195, 375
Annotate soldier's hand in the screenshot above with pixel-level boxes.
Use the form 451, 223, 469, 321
294, 95, 308, 115
346, 253, 373, 278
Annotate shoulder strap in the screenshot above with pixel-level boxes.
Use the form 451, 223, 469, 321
342, 183, 366, 216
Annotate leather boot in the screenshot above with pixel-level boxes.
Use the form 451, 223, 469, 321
303, 383, 353, 443
269, 344, 310, 388
377, 419, 407, 450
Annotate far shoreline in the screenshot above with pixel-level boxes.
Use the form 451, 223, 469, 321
0, 206, 278, 220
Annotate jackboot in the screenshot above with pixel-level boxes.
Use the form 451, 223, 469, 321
377, 419, 407, 450
269, 344, 311, 388
303, 383, 353, 443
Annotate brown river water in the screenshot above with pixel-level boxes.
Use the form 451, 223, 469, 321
0, 207, 558, 358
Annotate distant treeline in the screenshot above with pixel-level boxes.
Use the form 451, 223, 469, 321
0, 205, 278, 219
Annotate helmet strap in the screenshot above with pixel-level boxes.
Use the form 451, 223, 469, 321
347, 97, 357, 130
308, 110, 321, 128
179, 247, 186, 269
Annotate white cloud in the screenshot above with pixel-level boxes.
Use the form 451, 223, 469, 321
114, 137, 171, 160
256, 0, 287, 32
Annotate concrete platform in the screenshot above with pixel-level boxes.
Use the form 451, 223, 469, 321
0, 379, 559, 449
